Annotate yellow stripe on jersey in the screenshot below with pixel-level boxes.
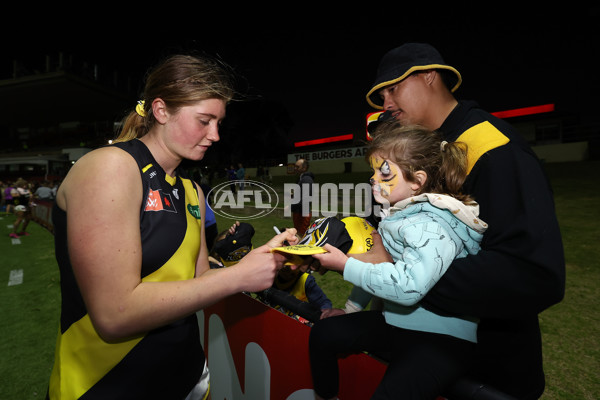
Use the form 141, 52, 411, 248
49, 316, 143, 399
144, 177, 202, 282
456, 121, 510, 174
49, 178, 203, 399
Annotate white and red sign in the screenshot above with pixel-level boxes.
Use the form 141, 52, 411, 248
199, 293, 387, 399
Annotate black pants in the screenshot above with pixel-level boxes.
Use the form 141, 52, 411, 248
309, 310, 476, 400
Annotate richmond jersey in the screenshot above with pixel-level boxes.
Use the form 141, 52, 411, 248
49, 139, 205, 399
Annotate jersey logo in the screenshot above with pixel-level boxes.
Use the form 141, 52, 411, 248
187, 204, 202, 220
145, 189, 177, 213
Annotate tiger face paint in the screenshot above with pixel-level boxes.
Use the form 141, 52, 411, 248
368, 154, 418, 205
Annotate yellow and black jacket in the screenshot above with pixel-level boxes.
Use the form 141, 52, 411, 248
422, 100, 565, 398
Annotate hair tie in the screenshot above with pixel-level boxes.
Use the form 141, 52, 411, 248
135, 100, 146, 117
440, 140, 448, 152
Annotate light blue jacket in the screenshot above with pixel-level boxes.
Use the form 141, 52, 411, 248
344, 194, 487, 342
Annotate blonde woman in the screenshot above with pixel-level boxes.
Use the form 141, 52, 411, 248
48, 54, 296, 400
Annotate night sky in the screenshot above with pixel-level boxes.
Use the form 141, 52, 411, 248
3, 8, 599, 160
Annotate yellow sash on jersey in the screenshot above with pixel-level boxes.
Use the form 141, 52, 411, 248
456, 121, 510, 174
49, 176, 202, 399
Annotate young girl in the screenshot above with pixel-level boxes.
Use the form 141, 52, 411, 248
309, 122, 488, 400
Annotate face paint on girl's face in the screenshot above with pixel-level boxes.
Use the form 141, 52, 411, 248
369, 155, 398, 204
369, 154, 417, 205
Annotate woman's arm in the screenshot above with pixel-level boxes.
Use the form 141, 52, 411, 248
60, 147, 295, 342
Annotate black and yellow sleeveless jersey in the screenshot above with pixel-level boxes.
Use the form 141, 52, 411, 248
49, 139, 204, 399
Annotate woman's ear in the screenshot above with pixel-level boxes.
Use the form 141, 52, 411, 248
411, 170, 427, 191
151, 98, 168, 124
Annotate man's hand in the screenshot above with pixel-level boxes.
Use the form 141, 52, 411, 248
320, 308, 346, 319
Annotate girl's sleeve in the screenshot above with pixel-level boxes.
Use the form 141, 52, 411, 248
344, 218, 461, 306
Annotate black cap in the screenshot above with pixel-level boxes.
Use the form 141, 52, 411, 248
213, 222, 255, 266
366, 43, 461, 109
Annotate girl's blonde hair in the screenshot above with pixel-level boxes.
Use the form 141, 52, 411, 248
115, 54, 235, 142
366, 122, 473, 203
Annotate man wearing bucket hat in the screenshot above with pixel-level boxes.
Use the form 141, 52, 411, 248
315, 43, 565, 399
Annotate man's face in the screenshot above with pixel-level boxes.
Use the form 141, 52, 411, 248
294, 161, 305, 174
377, 72, 430, 127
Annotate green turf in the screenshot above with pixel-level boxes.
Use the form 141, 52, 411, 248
1, 160, 598, 399
534, 161, 600, 400
0, 218, 60, 399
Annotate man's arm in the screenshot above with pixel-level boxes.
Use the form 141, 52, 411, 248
422, 146, 565, 319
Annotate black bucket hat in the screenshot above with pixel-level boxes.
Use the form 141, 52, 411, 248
366, 43, 462, 109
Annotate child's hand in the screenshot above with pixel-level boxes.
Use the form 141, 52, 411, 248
312, 244, 348, 273
227, 221, 240, 235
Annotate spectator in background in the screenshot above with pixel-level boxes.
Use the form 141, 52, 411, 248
264, 166, 272, 185
257, 166, 265, 182
51, 180, 60, 198
291, 158, 314, 236
34, 180, 54, 201
226, 164, 237, 193
4, 181, 17, 214
1, 181, 9, 213
10, 178, 32, 237
273, 261, 333, 320
236, 162, 245, 189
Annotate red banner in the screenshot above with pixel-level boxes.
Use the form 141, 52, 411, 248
200, 293, 387, 399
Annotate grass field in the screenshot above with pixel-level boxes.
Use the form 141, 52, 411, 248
0, 160, 598, 399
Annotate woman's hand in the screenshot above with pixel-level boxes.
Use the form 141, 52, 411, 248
230, 246, 285, 292
230, 229, 300, 293
265, 228, 298, 248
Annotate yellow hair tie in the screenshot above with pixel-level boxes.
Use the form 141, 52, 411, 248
135, 100, 146, 117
